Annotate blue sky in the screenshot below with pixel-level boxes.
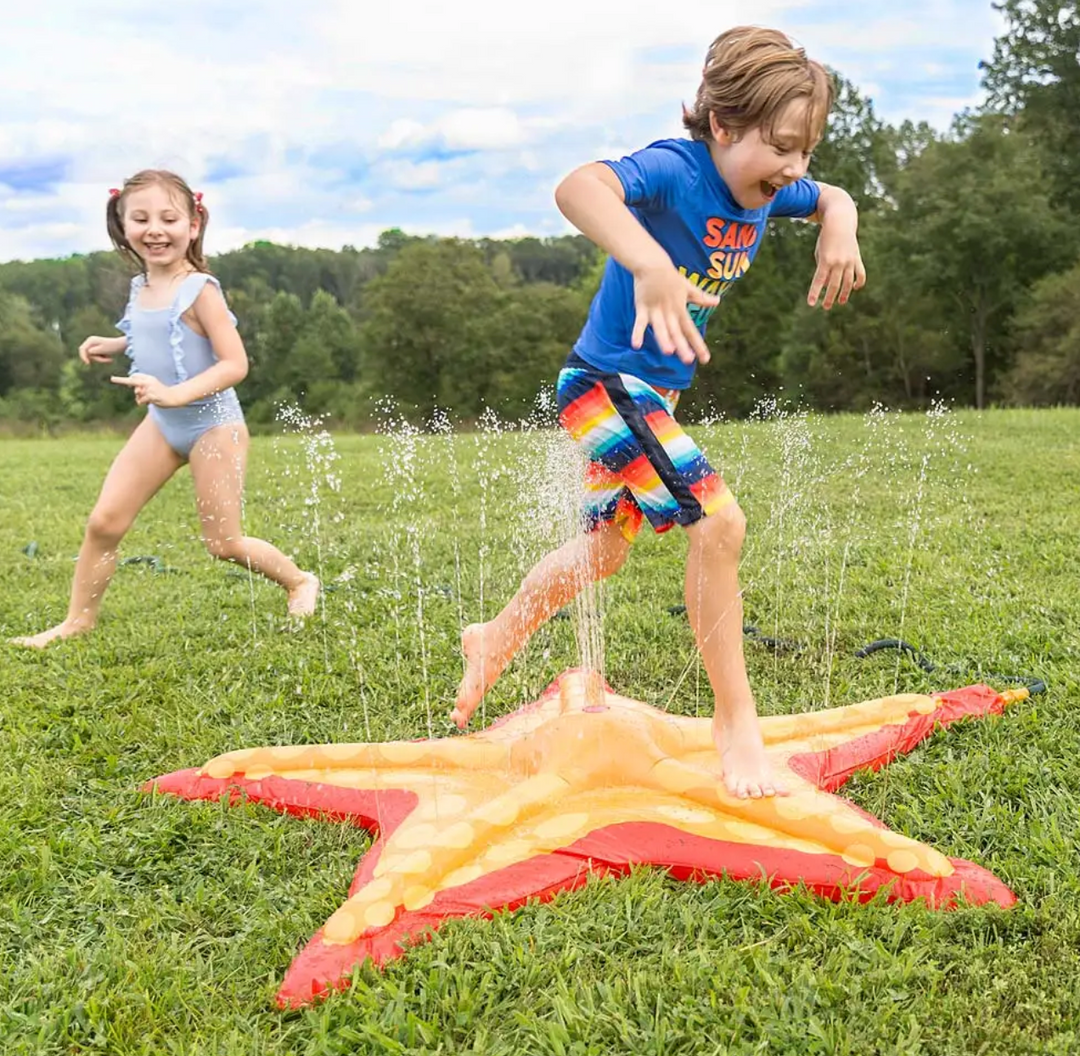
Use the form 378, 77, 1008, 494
0, 0, 1003, 263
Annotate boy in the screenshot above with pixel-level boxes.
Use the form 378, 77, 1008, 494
451, 26, 865, 799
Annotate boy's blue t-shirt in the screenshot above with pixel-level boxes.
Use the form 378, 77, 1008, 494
572, 137, 820, 390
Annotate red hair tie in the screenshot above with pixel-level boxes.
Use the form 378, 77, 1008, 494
108, 187, 121, 198
194, 191, 204, 212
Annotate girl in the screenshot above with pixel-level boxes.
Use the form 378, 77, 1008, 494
11, 169, 319, 648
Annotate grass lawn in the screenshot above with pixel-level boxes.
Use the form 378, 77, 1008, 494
1, 406, 1077, 1055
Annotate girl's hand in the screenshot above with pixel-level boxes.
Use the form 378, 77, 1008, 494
80, 335, 125, 364
632, 264, 718, 365
110, 373, 179, 407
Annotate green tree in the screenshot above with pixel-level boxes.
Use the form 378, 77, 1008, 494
59, 304, 134, 420
812, 74, 898, 213
999, 260, 1080, 404
304, 289, 362, 383
478, 235, 599, 286
0, 291, 66, 396
257, 291, 307, 386
981, 0, 1080, 213
777, 203, 965, 411
889, 114, 1071, 408
278, 290, 365, 417
478, 282, 589, 414
358, 239, 503, 419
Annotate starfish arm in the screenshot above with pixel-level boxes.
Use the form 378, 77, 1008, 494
145, 768, 421, 838
276, 850, 595, 1008
196, 737, 511, 781
783, 684, 1018, 791
760, 692, 942, 746
319, 772, 573, 946
569, 821, 1015, 908
647, 757, 956, 878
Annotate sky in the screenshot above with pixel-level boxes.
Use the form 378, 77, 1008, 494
0, 0, 1003, 263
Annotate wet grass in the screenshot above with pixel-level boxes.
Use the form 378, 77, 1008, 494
1, 406, 1077, 1055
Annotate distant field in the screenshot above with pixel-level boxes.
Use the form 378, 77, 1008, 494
1, 407, 1077, 1055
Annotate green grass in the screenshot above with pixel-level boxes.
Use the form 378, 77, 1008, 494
1, 406, 1078, 1055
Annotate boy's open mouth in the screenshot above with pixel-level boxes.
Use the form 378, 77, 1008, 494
760, 181, 778, 200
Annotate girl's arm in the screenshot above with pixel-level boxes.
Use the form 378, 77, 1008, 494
79, 335, 128, 363
165, 283, 249, 406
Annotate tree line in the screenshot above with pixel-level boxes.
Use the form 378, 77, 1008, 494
1, 0, 1077, 430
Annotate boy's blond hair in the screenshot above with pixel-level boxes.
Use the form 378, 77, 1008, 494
682, 26, 834, 149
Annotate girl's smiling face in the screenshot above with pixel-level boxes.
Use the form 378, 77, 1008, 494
122, 183, 200, 270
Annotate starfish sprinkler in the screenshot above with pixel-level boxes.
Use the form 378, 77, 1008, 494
149, 669, 1025, 1007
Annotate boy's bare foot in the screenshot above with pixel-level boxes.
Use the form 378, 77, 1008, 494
712, 713, 788, 799
450, 622, 509, 729
9, 620, 92, 649
287, 573, 320, 617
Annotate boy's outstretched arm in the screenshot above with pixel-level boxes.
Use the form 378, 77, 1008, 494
555, 163, 718, 365
805, 182, 867, 310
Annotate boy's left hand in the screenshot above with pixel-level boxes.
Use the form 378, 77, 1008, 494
110, 373, 179, 407
807, 226, 866, 310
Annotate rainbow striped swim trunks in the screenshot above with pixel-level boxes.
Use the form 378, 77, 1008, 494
556, 354, 733, 542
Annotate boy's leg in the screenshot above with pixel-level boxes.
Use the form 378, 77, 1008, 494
685, 505, 786, 799
554, 368, 783, 799
452, 521, 630, 727
188, 423, 319, 616
10, 417, 183, 647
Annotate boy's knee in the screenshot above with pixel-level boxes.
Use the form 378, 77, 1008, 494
693, 501, 746, 554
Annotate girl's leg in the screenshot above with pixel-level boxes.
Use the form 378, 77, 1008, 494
188, 423, 318, 616
10, 417, 184, 647
452, 521, 631, 727
684, 503, 786, 800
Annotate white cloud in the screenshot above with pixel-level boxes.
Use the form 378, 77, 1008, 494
1, 191, 58, 215
0, 0, 1004, 261
910, 96, 983, 128
378, 108, 526, 152
376, 159, 445, 191
2, 222, 92, 263
378, 119, 428, 151
439, 109, 525, 151
486, 222, 536, 241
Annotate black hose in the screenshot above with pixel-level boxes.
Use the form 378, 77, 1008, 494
665, 606, 1047, 694
851, 637, 1046, 695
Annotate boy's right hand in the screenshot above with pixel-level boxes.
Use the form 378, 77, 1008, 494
79, 336, 123, 364
631, 264, 719, 365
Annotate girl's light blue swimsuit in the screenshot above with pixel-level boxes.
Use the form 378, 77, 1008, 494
117, 273, 244, 458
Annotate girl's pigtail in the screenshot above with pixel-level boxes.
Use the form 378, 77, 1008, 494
105, 186, 144, 273
187, 191, 210, 273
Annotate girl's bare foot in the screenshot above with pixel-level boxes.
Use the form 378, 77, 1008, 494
712, 713, 788, 799
450, 622, 510, 729
9, 619, 92, 649
287, 572, 320, 617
